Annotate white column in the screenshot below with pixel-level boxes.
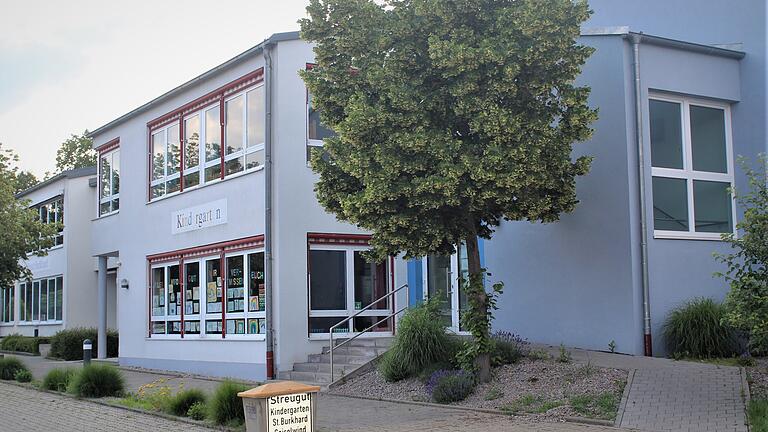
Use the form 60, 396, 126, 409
97, 256, 107, 359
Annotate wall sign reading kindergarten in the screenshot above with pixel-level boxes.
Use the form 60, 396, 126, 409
267, 392, 313, 432
171, 199, 228, 234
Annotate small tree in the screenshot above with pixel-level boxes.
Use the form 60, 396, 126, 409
717, 155, 768, 353
300, 0, 596, 380
0, 145, 60, 289
55, 131, 96, 173
13, 170, 38, 193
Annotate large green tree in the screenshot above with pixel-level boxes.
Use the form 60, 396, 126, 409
55, 131, 96, 172
0, 143, 39, 193
300, 0, 596, 380
0, 145, 59, 290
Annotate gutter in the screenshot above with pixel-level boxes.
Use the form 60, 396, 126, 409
264, 41, 276, 379
628, 33, 653, 357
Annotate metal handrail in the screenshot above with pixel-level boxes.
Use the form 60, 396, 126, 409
329, 283, 408, 383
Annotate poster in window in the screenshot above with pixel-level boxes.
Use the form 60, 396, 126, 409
193, 303, 199, 313
226, 320, 235, 335
206, 282, 218, 302
236, 320, 245, 334
248, 319, 259, 334
249, 296, 259, 311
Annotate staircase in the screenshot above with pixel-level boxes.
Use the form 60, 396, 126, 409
278, 337, 393, 385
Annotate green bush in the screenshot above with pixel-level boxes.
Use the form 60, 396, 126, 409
49, 328, 118, 360
209, 380, 248, 425
491, 331, 529, 366
67, 365, 124, 398
378, 301, 452, 381
0, 334, 47, 355
0, 357, 28, 380
187, 401, 208, 421
663, 298, 739, 359
427, 370, 475, 404
169, 388, 207, 417
14, 369, 32, 383
42, 368, 78, 392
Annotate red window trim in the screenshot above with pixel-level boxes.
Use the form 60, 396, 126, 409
96, 137, 120, 155
146, 68, 265, 201
307, 232, 371, 246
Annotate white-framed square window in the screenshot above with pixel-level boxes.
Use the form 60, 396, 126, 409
649, 94, 736, 240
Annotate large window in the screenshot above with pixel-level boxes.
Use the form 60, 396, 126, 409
149, 247, 265, 338
1, 286, 13, 323
99, 149, 120, 216
19, 276, 62, 323
649, 95, 734, 239
308, 244, 390, 335
149, 83, 265, 201
306, 91, 335, 163
36, 197, 64, 246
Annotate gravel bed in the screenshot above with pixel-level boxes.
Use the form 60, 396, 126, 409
332, 358, 627, 421
747, 358, 768, 399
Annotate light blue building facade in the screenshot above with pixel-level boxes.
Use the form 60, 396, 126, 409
407, 0, 766, 356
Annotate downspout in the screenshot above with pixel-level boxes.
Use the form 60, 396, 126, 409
630, 33, 653, 356
264, 41, 276, 379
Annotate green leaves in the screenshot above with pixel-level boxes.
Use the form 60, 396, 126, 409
55, 131, 95, 173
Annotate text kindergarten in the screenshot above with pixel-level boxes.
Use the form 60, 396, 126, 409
172, 199, 228, 234
267, 393, 313, 432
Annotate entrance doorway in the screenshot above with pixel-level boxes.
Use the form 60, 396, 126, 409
422, 243, 469, 334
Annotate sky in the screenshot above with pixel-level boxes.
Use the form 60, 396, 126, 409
0, 0, 311, 177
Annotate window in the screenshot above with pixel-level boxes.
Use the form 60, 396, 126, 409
99, 149, 120, 216
148, 240, 265, 338
35, 198, 64, 246
308, 242, 390, 335
19, 276, 62, 323
1, 286, 13, 323
148, 75, 265, 201
649, 95, 734, 239
306, 91, 335, 163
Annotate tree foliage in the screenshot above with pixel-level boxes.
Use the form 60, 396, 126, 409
300, 0, 596, 379
55, 131, 96, 173
0, 144, 59, 289
717, 155, 768, 353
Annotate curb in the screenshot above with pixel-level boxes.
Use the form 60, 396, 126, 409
614, 368, 635, 428
116, 364, 260, 386
741, 366, 751, 432
0, 350, 39, 357
325, 391, 618, 427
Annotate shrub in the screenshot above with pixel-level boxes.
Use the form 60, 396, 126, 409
426, 369, 475, 404
663, 297, 739, 359
169, 389, 207, 417
0, 357, 28, 380
377, 301, 452, 381
0, 334, 46, 354
209, 380, 249, 425
491, 331, 529, 366
42, 368, 78, 392
67, 365, 124, 398
14, 369, 32, 383
49, 328, 118, 360
187, 401, 208, 421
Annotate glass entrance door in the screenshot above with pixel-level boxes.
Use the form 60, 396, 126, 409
423, 244, 469, 333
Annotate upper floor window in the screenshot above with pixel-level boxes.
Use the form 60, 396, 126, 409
36, 197, 64, 246
149, 80, 265, 201
649, 95, 734, 239
99, 149, 120, 216
306, 91, 335, 163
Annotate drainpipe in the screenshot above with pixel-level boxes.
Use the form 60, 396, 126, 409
630, 33, 653, 356
264, 41, 276, 379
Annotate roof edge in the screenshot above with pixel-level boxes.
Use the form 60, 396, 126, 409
88, 31, 300, 141
15, 166, 97, 198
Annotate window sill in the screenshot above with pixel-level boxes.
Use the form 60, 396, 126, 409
309, 332, 393, 341
27, 244, 63, 257
653, 231, 729, 241
95, 210, 119, 221
0, 323, 16, 327
146, 335, 265, 341
17, 321, 63, 326
147, 165, 264, 205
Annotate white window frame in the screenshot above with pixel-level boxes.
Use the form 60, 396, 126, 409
99, 148, 120, 216
18, 276, 63, 325
35, 197, 64, 248
148, 248, 266, 340
307, 244, 393, 339
649, 93, 737, 241
0, 285, 14, 324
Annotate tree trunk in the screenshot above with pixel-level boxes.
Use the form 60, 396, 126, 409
464, 232, 491, 382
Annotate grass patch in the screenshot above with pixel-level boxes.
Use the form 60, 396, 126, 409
67, 364, 124, 398
42, 368, 77, 392
484, 387, 504, 401
502, 394, 563, 414
569, 392, 620, 420
0, 357, 29, 380
750, 399, 768, 432
209, 380, 249, 425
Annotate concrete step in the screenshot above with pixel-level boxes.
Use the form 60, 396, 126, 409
278, 370, 332, 384
293, 362, 360, 374
308, 353, 371, 365
321, 345, 388, 356
332, 337, 393, 348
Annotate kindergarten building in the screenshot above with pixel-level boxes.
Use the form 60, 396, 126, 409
84, 0, 766, 381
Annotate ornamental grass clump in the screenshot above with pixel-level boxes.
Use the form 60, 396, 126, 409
67, 364, 125, 398
169, 388, 207, 417
209, 380, 249, 425
663, 297, 739, 359
0, 357, 28, 380
14, 369, 32, 383
42, 368, 78, 392
426, 369, 475, 404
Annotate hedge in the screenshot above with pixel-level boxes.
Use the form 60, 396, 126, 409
0, 334, 49, 355
49, 328, 118, 360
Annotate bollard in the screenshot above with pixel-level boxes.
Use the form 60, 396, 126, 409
83, 339, 92, 366
238, 381, 320, 432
